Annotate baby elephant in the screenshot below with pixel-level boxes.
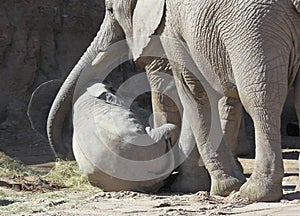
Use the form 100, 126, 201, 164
72, 82, 177, 192
28, 78, 177, 192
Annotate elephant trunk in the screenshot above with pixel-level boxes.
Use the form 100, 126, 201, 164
47, 14, 125, 159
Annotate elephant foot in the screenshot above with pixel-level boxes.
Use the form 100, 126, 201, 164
171, 170, 211, 193
210, 174, 245, 197
240, 174, 283, 201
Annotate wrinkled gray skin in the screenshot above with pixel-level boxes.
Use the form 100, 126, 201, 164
86, 0, 300, 202
72, 81, 177, 192
144, 51, 248, 193
29, 78, 178, 192
161, 0, 300, 201
144, 58, 211, 192
37, 0, 300, 201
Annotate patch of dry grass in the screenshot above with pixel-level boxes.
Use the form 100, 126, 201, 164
0, 152, 101, 214
0, 152, 40, 177
44, 159, 101, 191
0, 152, 100, 192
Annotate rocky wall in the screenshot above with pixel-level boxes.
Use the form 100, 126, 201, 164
0, 0, 105, 163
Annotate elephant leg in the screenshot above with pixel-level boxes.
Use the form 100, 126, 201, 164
170, 111, 211, 192
218, 96, 246, 173
237, 117, 252, 157
145, 58, 181, 143
145, 58, 210, 192
218, 96, 243, 158
239, 108, 284, 201
238, 73, 286, 201
170, 61, 245, 196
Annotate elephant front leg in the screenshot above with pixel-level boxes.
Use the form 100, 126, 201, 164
171, 63, 245, 196
145, 58, 182, 144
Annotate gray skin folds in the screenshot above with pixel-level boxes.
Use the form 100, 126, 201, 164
92, 0, 300, 202
72, 82, 177, 192
28, 0, 300, 201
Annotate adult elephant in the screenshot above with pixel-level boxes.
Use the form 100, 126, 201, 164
37, 0, 300, 201
156, 1, 300, 201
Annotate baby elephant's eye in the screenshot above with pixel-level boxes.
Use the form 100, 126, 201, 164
107, 7, 113, 13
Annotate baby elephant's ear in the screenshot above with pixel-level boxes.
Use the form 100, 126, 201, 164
130, 0, 165, 60
87, 83, 108, 98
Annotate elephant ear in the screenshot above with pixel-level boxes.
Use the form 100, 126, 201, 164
87, 83, 109, 98
87, 83, 123, 106
130, 0, 165, 60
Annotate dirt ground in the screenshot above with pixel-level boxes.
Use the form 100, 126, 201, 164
0, 139, 300, 215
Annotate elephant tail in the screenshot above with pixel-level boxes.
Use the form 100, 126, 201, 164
46, 69, 81, 160
28, 79, 74, 160
27, 80, 63, 139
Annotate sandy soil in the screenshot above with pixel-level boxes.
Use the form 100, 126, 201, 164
0, 156, 299, 215
3, 189, 300, 216
0, 143, 299, 215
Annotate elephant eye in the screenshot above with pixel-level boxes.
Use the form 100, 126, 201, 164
107, 7, 113, 14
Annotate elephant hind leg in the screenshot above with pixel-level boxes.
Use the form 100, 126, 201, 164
238, 80, 286, 201
218, 96, 251, 158
170, 112, 211, 193
171, 62, 245, 196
